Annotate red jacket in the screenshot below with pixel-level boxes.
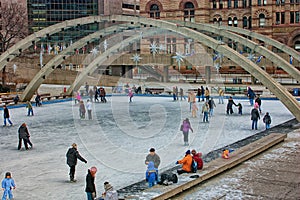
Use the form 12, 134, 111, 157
193, 153, 203, 169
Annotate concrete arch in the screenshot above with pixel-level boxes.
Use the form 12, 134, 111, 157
208, 23, 300, 63
1, 15, 299, 121
20, 23, 138, 101
174, 21, 300, 82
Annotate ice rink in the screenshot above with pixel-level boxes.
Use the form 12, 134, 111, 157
0, 95, 294, 199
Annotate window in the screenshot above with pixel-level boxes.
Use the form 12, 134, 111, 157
213, 0, 217, 9
281, 12, 285, 24
290, 12, 294, 23
234, 17, 238, 27
228, 0, 232, 8
219, 18, 223, 25
249, 0, 252, 6
184, 2, 195, 22
234, 0, 238, 7
295, 41, 300, 51
263, 0, 267, 5
276, 12, 280, 24
243, 0, 247, 7
220, 0, 223, 9
248, 16, 252, 29
259, 14, 265, 27
243, 16, 248, 28
296, 12, 299, 23
150, 4, 160, 19
258, 0, 261, 5
228, 17, 233, 26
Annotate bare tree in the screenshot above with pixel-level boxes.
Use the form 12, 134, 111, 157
0, 1, 29, 85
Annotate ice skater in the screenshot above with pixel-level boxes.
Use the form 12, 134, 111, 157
1, 172, 16, 200
18, 123, 32, 150
191, 102, 198, 118
263, 112, 272, 130
3, 105, 13, 127
79, 100, 86, 119
86, 99, 92, 120
66, 143, 87, 182
85, 166, 97, 200
26, 101, 34, 116
180, 118, 193, 146
128, 89, 133, 103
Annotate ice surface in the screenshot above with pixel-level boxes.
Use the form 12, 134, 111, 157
0, 95, 294, 199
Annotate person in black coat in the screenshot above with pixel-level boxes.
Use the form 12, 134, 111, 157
18, 123, 32, 150
66, 143, 87, 182
85, 166, 97, 200
3, 105, 13, 127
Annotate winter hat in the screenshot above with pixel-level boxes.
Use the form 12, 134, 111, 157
5, 172, 11, 178
186, 150, 191, 155
104, 182, 113, 191
149, 148, 155, 152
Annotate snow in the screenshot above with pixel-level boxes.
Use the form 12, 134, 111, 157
0, 95, 294, 199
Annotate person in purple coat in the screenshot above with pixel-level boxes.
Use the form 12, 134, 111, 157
180, 118, 193, 146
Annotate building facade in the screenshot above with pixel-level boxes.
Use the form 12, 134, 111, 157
140, 0, 300, 51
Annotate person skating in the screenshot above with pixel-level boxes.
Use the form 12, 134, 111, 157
191, 102, 198, 118
66, 143, 87, 182
26, 101, 34, 116
180, 118, 193, 146
202, 102, 209, 122
176, 150, 193, 175
18, 123, 32, 150
263, 112, 272, 130
86, 99, 92, 120
79, 100, 86, 119
128, 89, 133, 103
226, 96, 237, 115
1, 172, 16, 200
85, 166, 97, 200
3, 105, 13, 127
251, 105, 260, 130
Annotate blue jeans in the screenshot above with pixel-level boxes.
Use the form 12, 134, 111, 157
86, 192, 93, 200
265, 123, 270, 130
27, 108, 34, 116
219, 96, 224, 104
249, 98, 254, 106
203, 112, 209, 122
252, 120, 258, 130
2, 189, 13, 200
4, 117, 13, 126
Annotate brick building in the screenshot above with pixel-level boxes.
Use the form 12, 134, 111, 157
140, 0, 300, 51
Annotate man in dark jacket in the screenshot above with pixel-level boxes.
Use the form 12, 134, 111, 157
66, 143, 87, 182
251, 106, 260, 130
3, 105, 13, 127
18, 123, 31, 150
85, 166, 97, 200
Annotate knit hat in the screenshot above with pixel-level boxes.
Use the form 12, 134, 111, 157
104, 182, 113, 191
186, 150, 191, 155
149, 148, 155, 152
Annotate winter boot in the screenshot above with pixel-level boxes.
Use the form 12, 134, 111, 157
70, 176, 77, 182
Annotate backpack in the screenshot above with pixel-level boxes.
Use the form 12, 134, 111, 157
191, 159, 198, 173
159, 173, 178, 185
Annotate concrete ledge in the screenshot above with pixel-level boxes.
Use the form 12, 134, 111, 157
138, 133, 287, 200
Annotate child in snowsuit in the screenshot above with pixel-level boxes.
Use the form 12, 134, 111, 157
2, 172, 16, 200
145, 161, 158, 188
237, 103, 243, 115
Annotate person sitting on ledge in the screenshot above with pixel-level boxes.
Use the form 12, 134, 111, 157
176, 150, 193, 175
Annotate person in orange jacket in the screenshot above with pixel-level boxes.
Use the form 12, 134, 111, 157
176, 150, 193, 175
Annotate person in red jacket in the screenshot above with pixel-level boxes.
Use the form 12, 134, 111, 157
176, 150, 193, 175
191, 149, 203, 170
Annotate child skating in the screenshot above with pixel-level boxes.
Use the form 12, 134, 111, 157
2, 172, 16, 200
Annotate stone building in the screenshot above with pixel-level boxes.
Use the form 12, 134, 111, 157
140, 0, 300, 51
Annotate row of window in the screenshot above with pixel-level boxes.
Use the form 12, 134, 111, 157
276, 11, 300, 24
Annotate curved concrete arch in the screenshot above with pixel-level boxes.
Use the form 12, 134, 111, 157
20, 23, 138, 101
1, 15, 299, 120
67, 28, 167, 94
70, 15, 299, 121
207, 24, 300, 63
173, 21, 300, 82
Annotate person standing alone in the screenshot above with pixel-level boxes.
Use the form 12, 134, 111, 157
3, 105, 13, 127
66, 143, 87, 182
18, 123, 32, 150
86, 99, 92, 120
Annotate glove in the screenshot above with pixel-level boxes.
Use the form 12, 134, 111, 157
175, 161, 179, 165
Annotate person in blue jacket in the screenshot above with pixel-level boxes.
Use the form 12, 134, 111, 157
145, 161, 158, 188
2, 172, 16, 200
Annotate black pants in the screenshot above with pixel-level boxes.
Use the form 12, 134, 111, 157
27, 137, 33, 147
69, 165, 76, 179
177, 169, 189, 175
18, 138, 28, 150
